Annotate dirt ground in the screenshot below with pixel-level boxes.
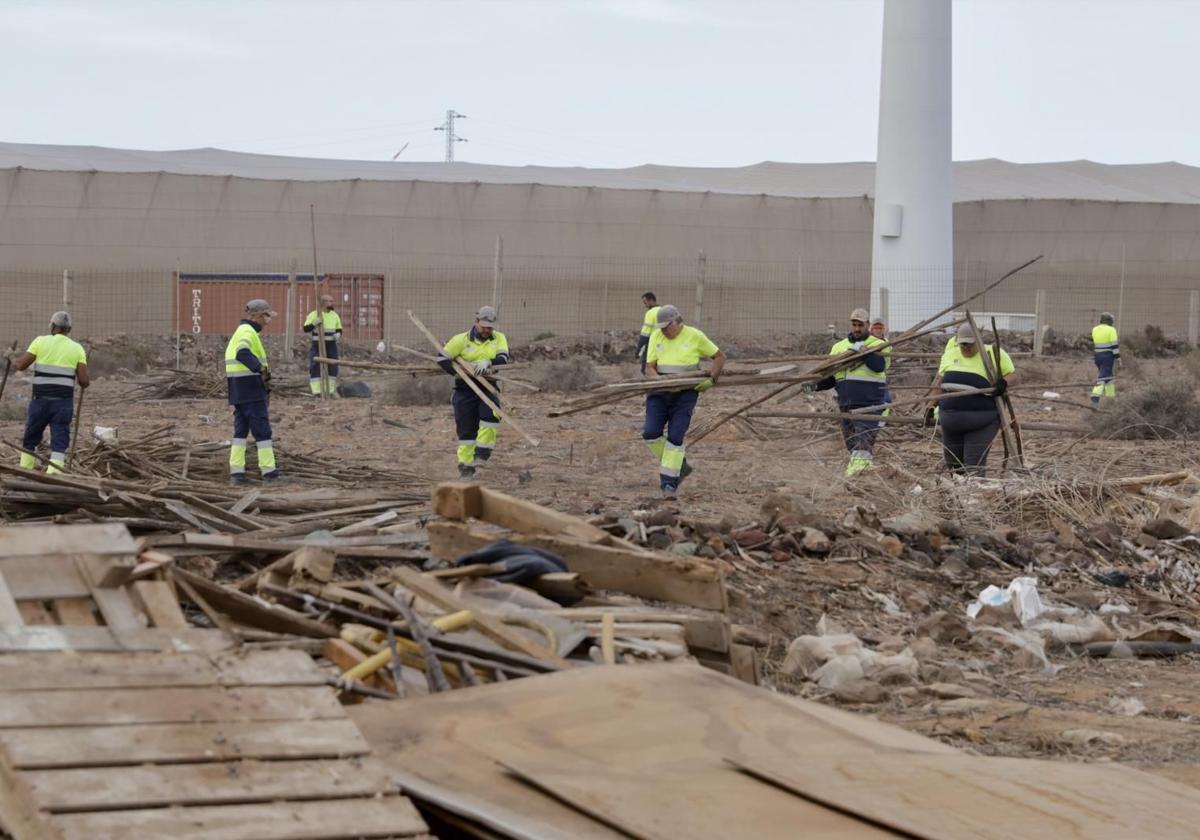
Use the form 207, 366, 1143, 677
5, 344, 1200, 784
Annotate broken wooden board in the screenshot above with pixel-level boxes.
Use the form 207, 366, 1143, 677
428, 520, 726, 611
0, 626, 235, 653
0, 524, 137, 560
433, 482, 613, 543
729, 752, 1200, 840
172, 568, 337, 639
352, 662, 952, 840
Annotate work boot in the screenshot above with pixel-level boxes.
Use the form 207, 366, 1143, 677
662, 484, 678, 501
458, 464, 476, 480
262, 470, 285, 483
1091, 396, 1100, 406
230, 473, 248, 486
680, 459, 693, 481
475, 449, 492, 464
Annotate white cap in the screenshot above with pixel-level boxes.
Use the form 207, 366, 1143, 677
50, 311, 72, 328
245, 299, 277, 317
476, 305, 499, 325
655, 304, 682, 328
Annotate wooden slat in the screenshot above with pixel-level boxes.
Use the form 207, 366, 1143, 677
0, 626, 234, 653
548, 606, 730, 653
2, 718, 369, 768
131, 580, 188, 630
0, 744, 58, 840
50, 796, 428, 840
2, 558, 91, 600
428, 520, 727, 611
0, 686, 345, 728
0, 524, 137, 559
0, 650, 325, 691
0, 572, 24, 626
434, 482, 612, 543
49, 599, 98, 627
75, 556, 144, 631
172, 569, 336, 639
26, 759, 397, 812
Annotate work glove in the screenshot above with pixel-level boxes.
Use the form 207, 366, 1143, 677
472, 359, 493, 375
991, 378, 1008, 396
923, 407, 937, 428
814, 376, 837, 392
694, 377, 715, 393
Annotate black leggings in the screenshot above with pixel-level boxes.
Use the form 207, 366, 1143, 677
940, 410, 1000, 475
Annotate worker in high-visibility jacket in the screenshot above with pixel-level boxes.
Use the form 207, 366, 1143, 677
438, 305, 508, 479
1091, 312, 1119, 404
812, 308, 889, 477
643, 304, 725, 499
8, 311, 89, 474
225, 299, 281, 483
304, 294, 342, 397
636, 292, 660, 375
925, 324, 1017, 476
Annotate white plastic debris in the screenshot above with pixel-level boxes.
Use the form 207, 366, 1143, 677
966, 576, 1044, 624
1042, 391, 1060, 399
375, 340, 387, 353
92, 426, 117, 443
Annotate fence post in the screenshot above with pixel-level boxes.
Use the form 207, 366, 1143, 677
796, 253, 804, 334
62, 269, 72, 310
285, 260, 297, 359
493, 235, 504, 315
877, 287, 889, 326
695, 250, 706, 329
1033, 289, 1047, 356
599, 272, 610, 355
1190, 291, 1199, 348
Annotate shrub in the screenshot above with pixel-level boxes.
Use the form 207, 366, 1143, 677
1090, 378, 1200, 439
529, 357, 600, 392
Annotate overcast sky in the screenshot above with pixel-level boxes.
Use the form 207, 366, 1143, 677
3, 0, 1195, 168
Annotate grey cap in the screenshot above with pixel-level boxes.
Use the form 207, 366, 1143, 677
956, 324, 979, 344
655, 304, 682, 328
850, 308, 870, 323
245, 299, 276, 316
476, 305, 499, 325
1100, 311, 1115, 324
49, 311, 72, 328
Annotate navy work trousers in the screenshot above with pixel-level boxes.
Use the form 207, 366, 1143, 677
23, 397, 73, 454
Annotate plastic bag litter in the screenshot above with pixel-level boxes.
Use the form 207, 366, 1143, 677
967, 576, 1044, 624
973, 625, 1057, 674
92, 426, 117, 443
812, 655, 865, 690
781, 634, 863, 677
1028, 614, 1115, 647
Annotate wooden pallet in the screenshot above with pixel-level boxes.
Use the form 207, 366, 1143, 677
0, 648, 430, 840
0, 523, 207, 653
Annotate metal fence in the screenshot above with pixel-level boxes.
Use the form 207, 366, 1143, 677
2, 255, 1199, 353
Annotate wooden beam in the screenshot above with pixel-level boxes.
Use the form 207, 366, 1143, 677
427, 521, 727, 611
172, 569, 337, 639
433, 482, 614, 544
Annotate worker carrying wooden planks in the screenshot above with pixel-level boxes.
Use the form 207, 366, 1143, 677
7, 310, 90, 474
642, 304, 725, 500
304, 293, 342, 397
437, 305, 510, 480
225, 299, 282, 484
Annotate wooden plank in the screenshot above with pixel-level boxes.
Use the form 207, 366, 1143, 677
434, 482, 612, 543
26, 759, 397, 812
0, 650, 325, 691
173, 569, 336, 639
729, 752, 1200, 840
49, 599, 97, 627
50, 796, 428, 840
2, 718, 369, 768
548, 606, 730, 653
0, 744, 58, 840
173, 533, 427, 560
0, 626, 234, 653
0, 572, 24, 626
428, 520, 727, 611
729, 644, 760, 686
131, 580, 188, 630
2, 558, 91, 600
0, 686, 345, 728
391, 567, 570, 668
74, 556, 144, 631
0, 524, 137, 559
16, 602, 55, 625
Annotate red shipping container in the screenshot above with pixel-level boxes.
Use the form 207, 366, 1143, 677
176, 273, 384, 341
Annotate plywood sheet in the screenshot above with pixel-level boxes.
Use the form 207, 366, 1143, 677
731, 753, 1200, 840
0, 524, 137, 559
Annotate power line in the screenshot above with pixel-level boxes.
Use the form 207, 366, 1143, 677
433, 110, 467, 162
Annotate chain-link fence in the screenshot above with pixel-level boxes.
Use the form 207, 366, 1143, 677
2, 255, 1198, 353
